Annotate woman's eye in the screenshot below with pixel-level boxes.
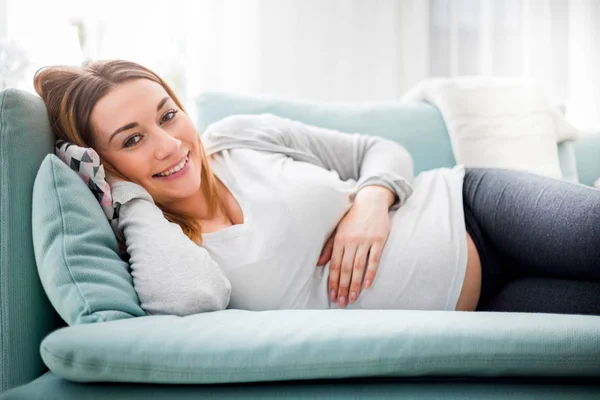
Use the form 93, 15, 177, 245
161, 109, 178, 124
123, 134, 142, 148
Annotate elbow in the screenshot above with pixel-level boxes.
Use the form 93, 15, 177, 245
139, 277, 232, 317
372, 137, 415, 183
178, 278, 232, 315
390, 140, 415, 183
198, 278, 232, 312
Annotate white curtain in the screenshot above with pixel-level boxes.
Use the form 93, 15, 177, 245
2, 0, 599, 130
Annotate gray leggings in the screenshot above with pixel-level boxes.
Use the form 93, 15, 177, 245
463, 168, 600, 315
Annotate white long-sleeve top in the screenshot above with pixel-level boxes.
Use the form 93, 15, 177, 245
112, 113, 468, 315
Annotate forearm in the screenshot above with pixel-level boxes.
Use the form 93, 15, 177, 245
203, 114, 414, 210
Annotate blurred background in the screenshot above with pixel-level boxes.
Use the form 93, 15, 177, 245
1, 0, 599, 133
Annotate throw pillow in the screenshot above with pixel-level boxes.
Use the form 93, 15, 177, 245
31, 154, 146, 325
54, 139, 127, 259
401, 77, 579, 179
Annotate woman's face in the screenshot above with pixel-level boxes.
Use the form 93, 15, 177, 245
91, 78, 202, 206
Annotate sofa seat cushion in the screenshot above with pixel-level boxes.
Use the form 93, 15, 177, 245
40, 309, 600, 385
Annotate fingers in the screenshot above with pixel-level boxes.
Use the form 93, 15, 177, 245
328, 231, 386, 308
328, 240, 345, 303
347, 243, 370, 305
336, 244, 358, 308
330, 240, 384, 308
363, 241, 383, 290
317, 234, 335, 266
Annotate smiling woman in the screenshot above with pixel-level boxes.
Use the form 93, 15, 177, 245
31, 59, 600, 319
33, 60, 238, 316
90, 80, 205, 212
33, 60, 228, 245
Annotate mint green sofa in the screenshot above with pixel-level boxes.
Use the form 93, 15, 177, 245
1, 89, 599, 399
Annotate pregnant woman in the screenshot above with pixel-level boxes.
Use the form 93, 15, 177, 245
34, 60, 600, 316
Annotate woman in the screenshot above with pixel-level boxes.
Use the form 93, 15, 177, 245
34, 60, 600, 316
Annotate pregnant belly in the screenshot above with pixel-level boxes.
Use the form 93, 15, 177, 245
455, 232, 482, 311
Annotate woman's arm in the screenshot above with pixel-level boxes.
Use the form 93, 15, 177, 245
202, 113, 414, 210
111, 181, 232, 316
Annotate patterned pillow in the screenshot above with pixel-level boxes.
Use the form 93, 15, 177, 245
55, 139, 128, 260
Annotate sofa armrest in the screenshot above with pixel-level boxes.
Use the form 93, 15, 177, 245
0, 89, 63, 394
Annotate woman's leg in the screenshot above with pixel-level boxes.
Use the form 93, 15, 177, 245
463, 167, 600, 314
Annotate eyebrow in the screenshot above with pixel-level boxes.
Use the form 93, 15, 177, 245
108, 96, 171, 144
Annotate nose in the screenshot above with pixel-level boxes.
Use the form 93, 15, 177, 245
153, 127, 182, 160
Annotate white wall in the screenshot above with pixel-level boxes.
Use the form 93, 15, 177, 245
255, 0, 429, 102
0, 0, 7, 39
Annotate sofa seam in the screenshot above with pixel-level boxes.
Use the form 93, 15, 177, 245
39, 344, 600, 377
51, 158, 105, 323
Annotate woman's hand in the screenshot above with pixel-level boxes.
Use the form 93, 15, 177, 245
317, 186, 394, 308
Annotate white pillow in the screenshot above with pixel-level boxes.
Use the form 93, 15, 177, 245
402, 77, 579, 179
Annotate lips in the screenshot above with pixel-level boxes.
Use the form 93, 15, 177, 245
153, 151, 190, 177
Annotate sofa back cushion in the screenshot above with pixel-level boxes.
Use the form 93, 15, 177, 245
195, 91, 579, 182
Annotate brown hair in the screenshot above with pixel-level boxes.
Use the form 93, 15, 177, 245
33, 59, 225, 244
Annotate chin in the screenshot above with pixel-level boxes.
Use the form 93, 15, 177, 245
150, 172, 202, 203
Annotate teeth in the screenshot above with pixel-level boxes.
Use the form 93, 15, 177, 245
156, 157, 188, 177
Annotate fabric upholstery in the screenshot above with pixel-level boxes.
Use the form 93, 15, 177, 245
195, 91, 579, 182
31, 154, 146, 326
0, 89, 60, 393
573, 135, 600, 186
40, 309, 600, 384
1, 371, 599, 400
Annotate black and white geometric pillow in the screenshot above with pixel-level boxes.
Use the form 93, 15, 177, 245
55, 139, 128, 261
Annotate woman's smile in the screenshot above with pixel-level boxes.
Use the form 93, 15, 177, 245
153, 151, 191, 180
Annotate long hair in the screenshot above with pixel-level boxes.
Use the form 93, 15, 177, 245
33, 59, 225, 244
